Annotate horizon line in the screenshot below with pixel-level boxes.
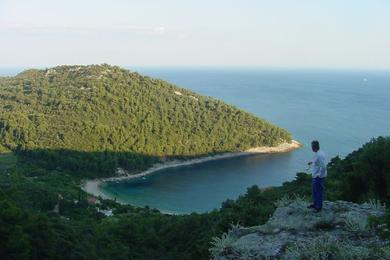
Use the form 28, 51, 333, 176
0, 64, 390, 73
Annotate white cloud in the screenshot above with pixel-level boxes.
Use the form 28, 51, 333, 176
177, 33, 188, 39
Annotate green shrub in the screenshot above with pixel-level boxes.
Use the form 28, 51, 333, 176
283, 234, 372, 260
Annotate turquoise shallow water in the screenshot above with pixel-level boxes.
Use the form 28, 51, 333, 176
101, 68, 390, 214
2, 67, 390, 214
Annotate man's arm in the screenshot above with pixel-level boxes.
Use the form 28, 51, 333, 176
312, 155, 321, 178
307, 155, 315, 166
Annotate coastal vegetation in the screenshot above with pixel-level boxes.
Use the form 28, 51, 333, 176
0, 136, 389, 259
0, 66, 389, 259
0, 65, 290, 177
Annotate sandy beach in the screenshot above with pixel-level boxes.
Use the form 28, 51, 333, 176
81, 140, 301, 199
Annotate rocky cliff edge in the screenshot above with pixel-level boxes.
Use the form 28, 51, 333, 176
211, 198, 389, 259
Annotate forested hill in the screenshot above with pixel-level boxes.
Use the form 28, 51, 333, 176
0, 65, 291, 175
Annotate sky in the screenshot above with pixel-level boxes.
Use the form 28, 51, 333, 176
1, 0, 390, 69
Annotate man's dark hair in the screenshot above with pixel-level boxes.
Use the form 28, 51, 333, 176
311, 140, 320, 151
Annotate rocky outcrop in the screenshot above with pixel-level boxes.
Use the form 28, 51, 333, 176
211, 199, 389, 259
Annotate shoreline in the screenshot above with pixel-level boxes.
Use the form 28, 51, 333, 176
81, 140, 301, 201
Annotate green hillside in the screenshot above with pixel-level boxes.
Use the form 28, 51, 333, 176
0, 65, 291, 176
0, 136, 389, 259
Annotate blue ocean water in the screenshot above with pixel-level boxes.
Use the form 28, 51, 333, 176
102, 68, 390, 214
2, 67, 389, 213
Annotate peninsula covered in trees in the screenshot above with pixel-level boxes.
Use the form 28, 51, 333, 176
0, 65, 389, 259
0, 65, 291, 177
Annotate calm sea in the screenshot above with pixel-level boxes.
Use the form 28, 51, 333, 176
2, 67, 390, 213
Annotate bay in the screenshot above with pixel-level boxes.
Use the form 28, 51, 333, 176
102, 68, 390, 214
2, 67, 389, 214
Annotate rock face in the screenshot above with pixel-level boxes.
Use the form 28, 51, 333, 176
211, 200, 389, 259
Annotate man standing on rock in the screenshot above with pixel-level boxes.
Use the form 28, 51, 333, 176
307, 140, 327, 212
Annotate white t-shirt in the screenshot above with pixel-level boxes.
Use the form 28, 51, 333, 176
312, 150, 327, 178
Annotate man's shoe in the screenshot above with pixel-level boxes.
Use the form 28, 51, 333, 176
307, 204, 315, 209
313, 208, 321, 213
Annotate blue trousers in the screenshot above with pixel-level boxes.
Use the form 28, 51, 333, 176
312, 177, 325, 210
